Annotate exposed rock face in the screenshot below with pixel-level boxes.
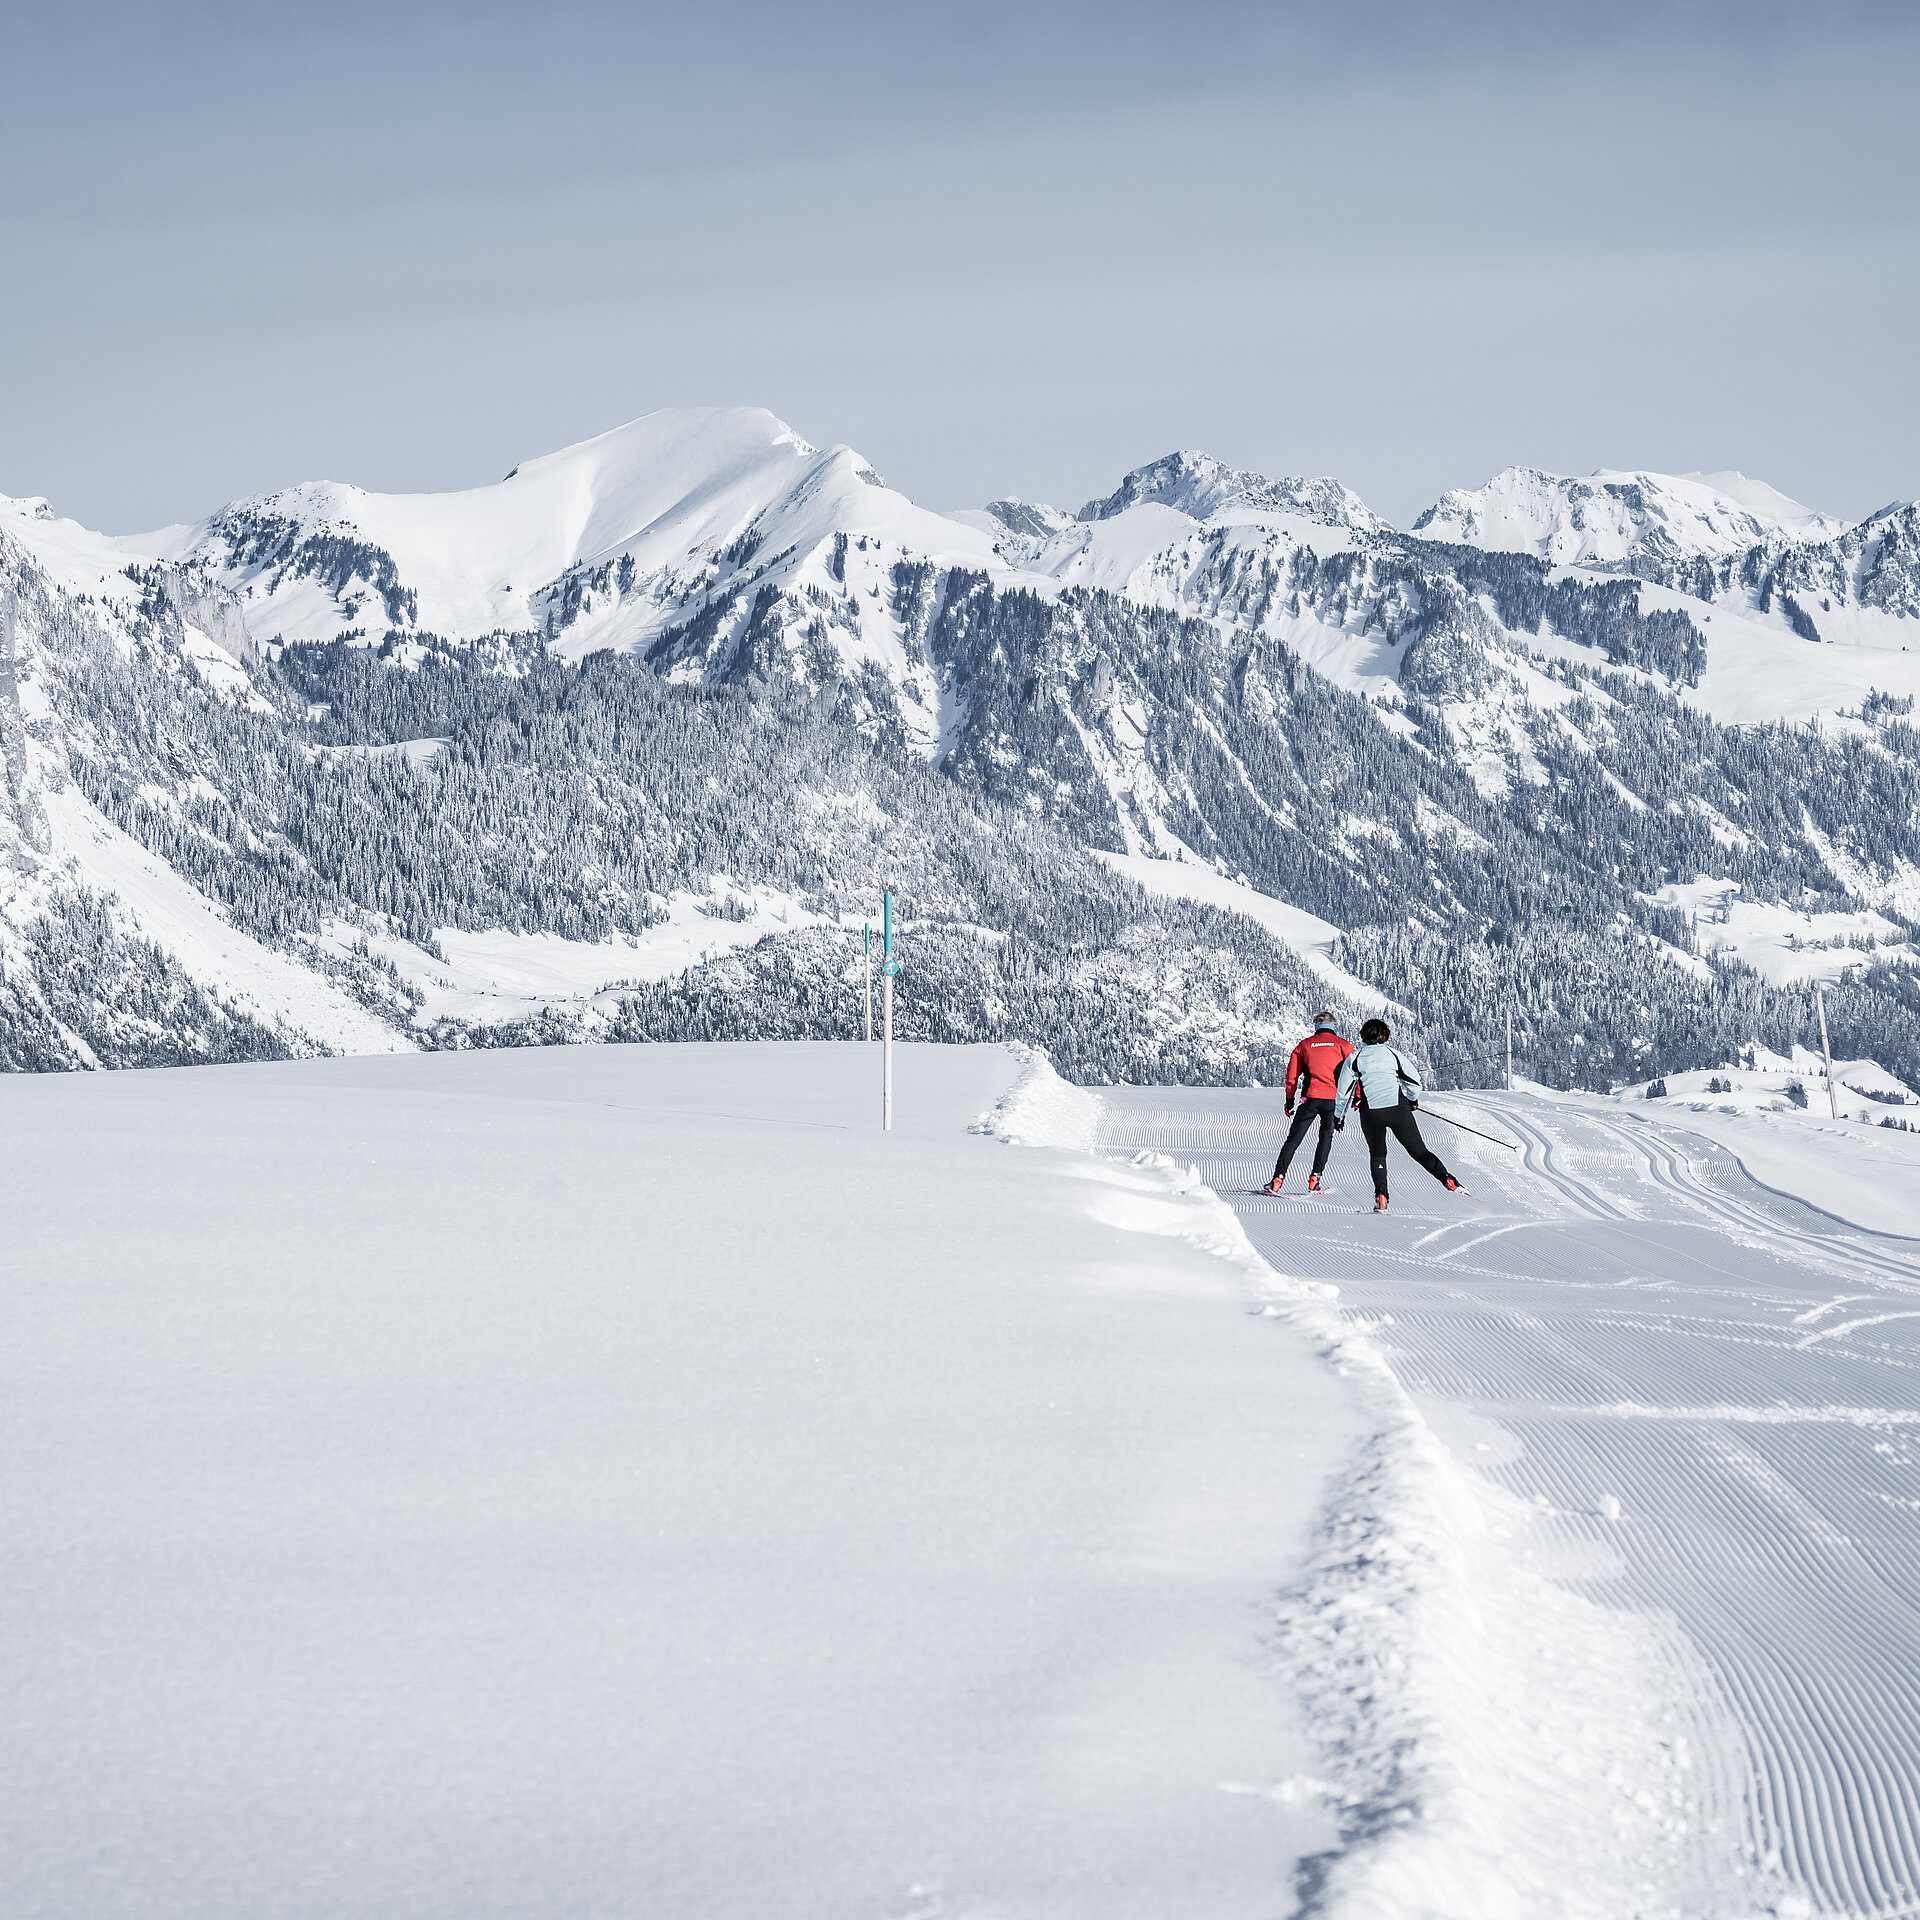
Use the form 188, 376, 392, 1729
150, 567, 259, 666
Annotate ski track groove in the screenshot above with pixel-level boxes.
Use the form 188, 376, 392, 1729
1100, 1087, 1920, 1917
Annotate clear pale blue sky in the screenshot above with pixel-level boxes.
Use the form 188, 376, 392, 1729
3, 0, 1915, 531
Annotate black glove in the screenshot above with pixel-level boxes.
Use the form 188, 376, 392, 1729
1333, 1116, 1345, 1131
1284, 1103, 1295, 1118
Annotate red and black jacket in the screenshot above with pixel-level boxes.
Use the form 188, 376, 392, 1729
1286, 1028, 1356, 1104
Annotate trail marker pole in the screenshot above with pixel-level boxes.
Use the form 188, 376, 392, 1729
1506, 1002, 1514, 1093
863, 924, 872, 1043
881, 891, 899, 1131
1815, 983, 1840, 1119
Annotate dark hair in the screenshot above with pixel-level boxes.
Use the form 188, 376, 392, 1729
1360, 1018, 1391, 1045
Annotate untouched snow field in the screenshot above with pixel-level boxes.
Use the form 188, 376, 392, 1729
1650, 881, 1920, 987
321, 882, 827, 1027
1104, 1084, 1920, 1917
1, 1042, 1362, 1920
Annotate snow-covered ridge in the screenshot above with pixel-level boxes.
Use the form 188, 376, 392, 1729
1410, 463, 1846, 568
943, 497, 1081, 568
1076, 450, 1388, 536
1682, 469, 1842, 536
1765, 499, 1920, 626
19, 419, 1916, 734
118, 408, 1013, 671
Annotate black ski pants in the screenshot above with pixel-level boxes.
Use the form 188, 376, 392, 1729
1359, 1103, 1453, 1201
1272, 1098, 1338, 1182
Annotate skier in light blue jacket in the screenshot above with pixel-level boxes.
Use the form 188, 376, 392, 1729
1334, 1018, 1462, 1213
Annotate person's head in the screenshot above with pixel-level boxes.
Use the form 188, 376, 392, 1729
1360, 1018, 1392, 1046
1313, 1010, 1336, 1030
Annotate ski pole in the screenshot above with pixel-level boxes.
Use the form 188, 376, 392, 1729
1416, 1104, 1521, 1151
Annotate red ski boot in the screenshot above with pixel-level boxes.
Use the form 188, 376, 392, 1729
1264, 1175, 1284, 1195
1373, 1194, 1389, 1212
1307, 1173, 1322, 1192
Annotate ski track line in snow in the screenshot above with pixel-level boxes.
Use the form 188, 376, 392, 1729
1098, 1084, 1920, 1919
1580, 1111, 1920, 1297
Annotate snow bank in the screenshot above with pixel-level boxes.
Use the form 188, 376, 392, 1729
971, 1041, 1103, 1150
1236, 1266, 1747, 1914
1262, 1315, 1752, 1916
978, 1107, 1629, 1913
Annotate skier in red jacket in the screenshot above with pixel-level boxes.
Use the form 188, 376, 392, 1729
1264, 1012, 1356, 1194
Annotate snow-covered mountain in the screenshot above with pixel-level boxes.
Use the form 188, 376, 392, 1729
1402, 465, 1920, 658
119, 409, 1014, 749
1410, 464, 1845, 572
1396, 460, 1920, 660
0, 499, 416, 1065
945, 451, 1381, 609
6, 408, 1920, 1090
1074, 450, 1387, 534
65, 415, 1920, 748
0, 462, 1340, 1076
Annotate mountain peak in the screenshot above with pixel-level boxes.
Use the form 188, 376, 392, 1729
102, 405, 1003, 667
1412, 464, 1846, 568
1077, 452, 1385, 534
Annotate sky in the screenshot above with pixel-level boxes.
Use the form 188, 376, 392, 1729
1, 0, 1916, 532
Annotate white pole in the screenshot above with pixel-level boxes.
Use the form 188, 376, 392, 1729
864, 940, 872, 1044
881, 890, 895, 1131
1816, 984, 1839, 1119
1506, 1001, 1514, 1093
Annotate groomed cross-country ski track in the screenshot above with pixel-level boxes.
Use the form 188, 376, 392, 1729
1102, 1085, 1920, 1918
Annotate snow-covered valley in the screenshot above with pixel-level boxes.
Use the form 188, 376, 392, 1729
14, 1039, 1920, 1916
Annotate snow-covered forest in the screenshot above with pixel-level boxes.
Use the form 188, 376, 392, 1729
6, 409, 1920, 1086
